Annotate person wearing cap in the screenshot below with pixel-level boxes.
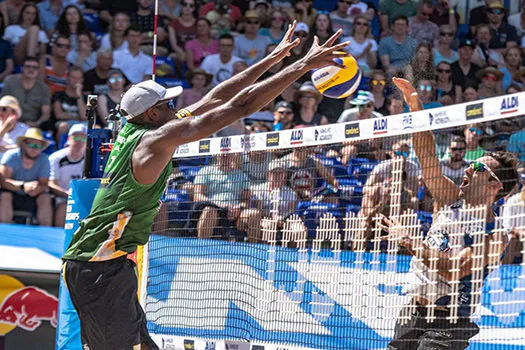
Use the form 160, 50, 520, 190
476, 65, 503, 99
294, 81, 328, 126
48, 123, 86, 227
338, 90, 383, 123
486, 1, 520, 50
233, 10, 272, 66
273, 100, 296, 130
0, 96, 29, 159
283, 22, 309, 66
450, 38, 481, 90
176, 68, 213, 109
468, 0, 505, 33
0, 127, 52, 226
201, 33, 244, 87
61, 21, 351, 350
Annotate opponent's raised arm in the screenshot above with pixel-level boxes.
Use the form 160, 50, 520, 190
393, 77, 458, 207
186, 22, 301, 116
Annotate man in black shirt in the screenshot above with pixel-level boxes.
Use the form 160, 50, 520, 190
100, 2, 138, 29
487, 1, 519, 50
451, 38, 480, 90
130, 0, 167, 48
83, 49, 114, 95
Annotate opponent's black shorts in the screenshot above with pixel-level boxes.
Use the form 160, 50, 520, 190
388, 302, 480, 350
63, 256, 159, 350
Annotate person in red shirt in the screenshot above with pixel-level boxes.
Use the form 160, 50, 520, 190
199, 0, 242, 24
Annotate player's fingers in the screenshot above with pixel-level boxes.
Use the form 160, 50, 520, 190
312, 35, 319, 47
284, 21, 296, 41
329, 41, 351, 53
324, 28, 343, 47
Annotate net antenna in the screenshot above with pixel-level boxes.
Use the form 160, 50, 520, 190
152, 0, 159, 81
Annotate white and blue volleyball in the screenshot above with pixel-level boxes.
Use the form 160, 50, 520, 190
311, 55, 362, 99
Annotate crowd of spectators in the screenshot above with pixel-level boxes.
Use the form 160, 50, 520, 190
0, 0, 524, 262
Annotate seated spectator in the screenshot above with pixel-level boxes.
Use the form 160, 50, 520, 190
416, 75, 442, 109
294, 82, 328, 127
42, 35, 72, 95
185, 18, 218, 71
507, 128, 525, 163
99, 2, 137, 29
343, 15, 377, 74
96, 69, 125, 127
52, 66, 87, 143
0, 15, 14, 82
512, 69, 525, 90
66, 32, 96, 72
440, 136, 469, 186
0, 96, 28, 159
233, 11, 272, 66
429, 0, 459, 28
176, 68, 212, 110
405, 42, 434, 83
0, 0, 24, 26
259, 9, 287, 44
191, 152, 262, 242
233, 60, 248, 74
508, 0, 525, 38
48, 123, 86, 227
338, 91, 383, 123
385, 92, 404, 116
243, 150, 271, 187
408, 0, 439, 45
199, 0, 242, 25
330, 0, 353, 36
0, 128, 52, 226
379, 15, 418, 77
502, 178, 525, 264
159, 0, 181, 21
463, 84, 479, 102
37, 0, 70, 35
291, 0, 318, 28
253, 0, 272, 26
445, 124, 485, 161
272, 101, 295, 131
436, 61, 461, 104
1, 56, 51, 127
3, 4, 49, 65
303, 13, 338, 49
51, 5, 90, 51
476, 66, 503, 99
130, 0, 167, 55
379, 0, 417, 38
433, 24, 458, 65
486, 1, 519, 50
201, 33, 243, 87
501, 47, 523, 92
112, 24, 153, 84
83, 49, 115, 95
167, 0, 197, 60
471, 24, 504, 68
451, 38, 480, 90
99, 12, 130, 53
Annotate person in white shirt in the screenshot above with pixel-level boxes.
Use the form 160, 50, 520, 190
48, 123, 86, 227
330, 0, 353, 36
0, 95, 29, 159
99, 12, 130, 53
201, 33, 243, 86
112, 24, 152, 83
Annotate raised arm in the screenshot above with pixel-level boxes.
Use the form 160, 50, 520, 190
393, 78, 459, 207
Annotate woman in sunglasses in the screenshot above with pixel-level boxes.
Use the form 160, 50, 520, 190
259, 9, 287, 45
433, 24, 458, 66
369, 69, 387, 114
343, 15, 377, 74
97, 70, 126, 127
435, 60, 461, 104
476, 66, 503, 99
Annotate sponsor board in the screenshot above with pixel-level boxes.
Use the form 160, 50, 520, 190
402, 114, 413, 130
240, 135, 256, 150
466, 103, 483, 120
199, 140, 210, 153
501, 95, 519, 115
429, 110, 450, 125
344, 123, 360, 138
373, 118, 388, 135
175, 144, 190, 155
266, 133, 280, 147
184, 339, 195, 350
314, 127, 333, 142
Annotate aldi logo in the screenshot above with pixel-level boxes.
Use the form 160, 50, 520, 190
345, 123, 360, 138
466, 103, 483, 120
373, 118, 388, 135
501, 96, 519, 115
220, 137, 231, 152
290, 130, 303, 145
266, 133, 280, 147
199, 140, 210, 153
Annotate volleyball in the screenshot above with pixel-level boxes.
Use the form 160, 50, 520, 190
311, 55, 362, 99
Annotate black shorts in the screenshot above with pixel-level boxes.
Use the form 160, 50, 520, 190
63, 256, 159, 350
388, 303, 479, 350
0, 189, 37, 213
185, 201, 236, 235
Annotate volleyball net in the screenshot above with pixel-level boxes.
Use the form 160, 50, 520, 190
145, 93, 525, 350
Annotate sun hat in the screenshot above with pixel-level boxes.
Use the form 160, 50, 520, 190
350, 90, 375, 105
0, 95, 22, 117
185, 68, 213, 87
16, 128, 50, 148
294, 82, 322, 103
476, 66, 504, 81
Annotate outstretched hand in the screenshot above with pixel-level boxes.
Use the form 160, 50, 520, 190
392, 77, 422, 112
300, 29, 351, 70
268, 21, 301, 62
378, 214, 412, 249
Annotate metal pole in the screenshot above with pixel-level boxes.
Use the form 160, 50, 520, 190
152, 0, 159, 81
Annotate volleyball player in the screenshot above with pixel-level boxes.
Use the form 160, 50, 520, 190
383, 77, 519, 349
61, 22, 350, 350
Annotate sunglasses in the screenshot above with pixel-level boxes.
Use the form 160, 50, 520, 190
246, 20, 260, 25
109, 76, 124, 84
371, 79, 386, 86
276, 110, 294, 115
355, 21, 369, 26
0, 107, 13, 112
72, 136, 87, 142
485, 74, 498, 81
437, 68, 451, 73
56, 43, 71, 49
451, 147, 465, 152
296, 32, 308, 38
469, 127, 483, 135
271, 16, 285, 21
419, 84, 432, 92
182, 2, 195, 7
394, 150, 408, 157
359, 102, 374, 109
23, 64, 39, 70
25, 141, 44, 149
440, 32, 454, 37
488, 8, 504, 15
470, 161, 501, 183
167, 99, 177, 111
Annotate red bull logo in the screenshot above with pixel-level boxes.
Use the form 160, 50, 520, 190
0, 275, 58, 334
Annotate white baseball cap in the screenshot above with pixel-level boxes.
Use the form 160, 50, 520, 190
68, 123, 87, 136
294, 22, 309, 34
120, 80, 183, 120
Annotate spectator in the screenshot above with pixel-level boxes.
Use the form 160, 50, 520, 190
42, 35, 71, 95
272, 100, 295, 131
379, 0, 417, 38
199, 0, 242, 25
3, 4, 49, 65
343, 15, 377, 73
294, 82, 328, 126
0, 0, 24, 26
409, 0, 439, 45
96, 69, 125, 127
436, 61, 461, 104
385, 92, 405, 115
433, 24, 458, 65
486, 1, 519, 50
83, 49, 115, 95
416, 74, 442, 109
330, 0, 353, 36
338, 91, 383, 122
113, 24, 153, 84
176, 68, 212, 109
233, 11, 271, 66
508, 0, 525, 38
0, 128, 52, 226
0, 96, 28, 159
451, 38, 480, 91
192, 152, 261, 242
405, 42, 434, 83
233, 60, 249, 75
502, 185, 525, 264
476, 66, 503, 99
51, 5, 90, 51
346, 0, 376, 24
1, 56, 51, 127
508, 128, 525, 163
440, 136, 469, 186
99, 12, 130, 53
471, 24, 504, 68
99, 2, 137, 28
242, 149, 271, 187
461, 124, 486, 161
37, 0, 70, 35
66, 32, 96, 72
247, 121, 272, 134
201, 33, 243, 86
48, 123, 85, 227
0, 15, 14, 82
167, 0, 197, 68
159, 0, 181, 22
369, 70, 387, 114
253, 0, 272, 27
130, 0, 167, 55
429, 0, 459, 28
379, 15, 418, 77
259, 9, 286, 45
185, 18, 218, 70
463, 84, 479, 102
501, 47, 523, 92
291, 0, 318, 28
468, 0, 506, 35
304, 13, 338, 50
283, 22, 309, 66
52, 66, 87, 143
510, 72, 525, 90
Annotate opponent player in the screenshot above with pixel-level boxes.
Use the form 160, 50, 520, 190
383, 78, 519, 349
61, 22, 351, 350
